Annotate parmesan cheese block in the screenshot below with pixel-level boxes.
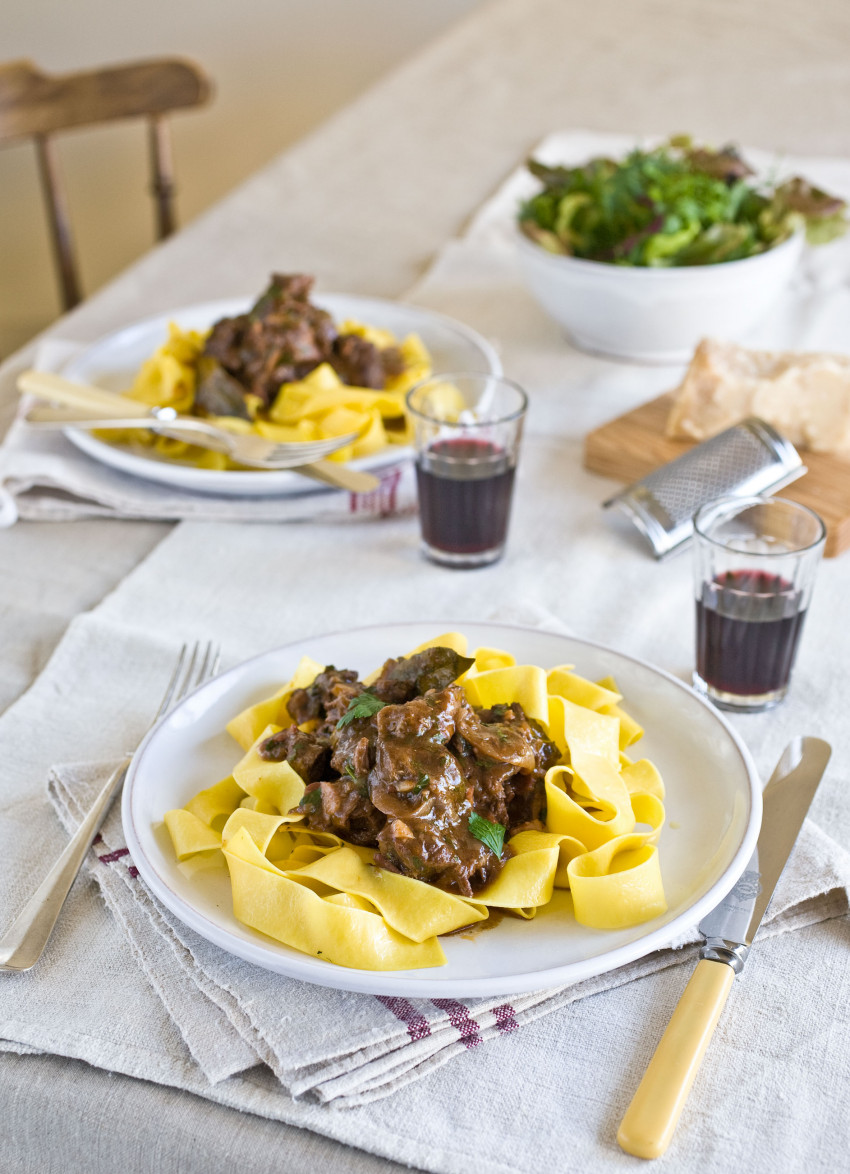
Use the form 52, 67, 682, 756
666, 338, 850, 457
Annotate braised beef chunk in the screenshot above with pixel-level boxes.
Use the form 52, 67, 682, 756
253, 272, 314, 310
296, 778, 386, 846
505, 772, 547, 831
376, 815, 500, 896
201, 273, 338, 406
286, 666, 362, 726
372, 647, 476, 705
369, 687, 464, 820
257, 726, 331, 783
369, 687, 500, 896
198, 273, 405, 413
275, 648, 561, 897
330, 333, 386, 390
330, 728, 373, 778
194, 356, 252, 420
203, 314, 249, 366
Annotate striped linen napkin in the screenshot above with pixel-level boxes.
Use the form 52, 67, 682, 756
47, 756, 850, 1107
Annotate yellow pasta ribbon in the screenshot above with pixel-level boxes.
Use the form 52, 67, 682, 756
286, 847, 486, 942
231, 726, 306, 815
468, 842, 559, 910
163, 809, 222, 859
222, 827, 446, 970
184, 776, 246, 832
546, 667, 621, 711
226, 655, 325, 750
596, 675, 644, 749
462, 665, 549, 727
128, 323, 203, 414
568, 834, 667, 929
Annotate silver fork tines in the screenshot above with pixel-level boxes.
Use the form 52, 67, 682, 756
0, 640, 221, 973
153, 641, 220, 726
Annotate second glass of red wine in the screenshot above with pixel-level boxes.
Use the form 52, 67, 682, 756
692, 495, 826, 712
406, 373, 528, 568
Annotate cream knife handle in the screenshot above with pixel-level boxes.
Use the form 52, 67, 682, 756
17, 370, 151, 418
617, 959, 734, 1159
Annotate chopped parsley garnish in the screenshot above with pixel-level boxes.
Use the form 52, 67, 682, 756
301, 788, 322, 809
336, 691, 387, 728
411, 773, 430, 794
468, 813, 506, 857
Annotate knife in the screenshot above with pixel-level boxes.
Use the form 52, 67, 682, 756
617, 735, 832, 1159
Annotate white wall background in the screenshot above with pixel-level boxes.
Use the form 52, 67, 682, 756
1, 0, 484, 356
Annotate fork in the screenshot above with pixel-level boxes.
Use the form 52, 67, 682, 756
17, 370, 361, 468
0, 642, 220, 973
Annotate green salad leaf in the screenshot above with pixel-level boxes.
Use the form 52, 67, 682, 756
518, 138, 847, 267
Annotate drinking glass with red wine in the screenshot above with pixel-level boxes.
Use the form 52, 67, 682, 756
692, 495, 826, 712
406, 373, 528, 568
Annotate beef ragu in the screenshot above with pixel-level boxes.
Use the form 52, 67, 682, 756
198, 273, 406, 414
257, 648, 560, 897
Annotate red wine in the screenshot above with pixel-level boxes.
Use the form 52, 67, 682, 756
696, 570, 806, 697
416, 438, 516, 562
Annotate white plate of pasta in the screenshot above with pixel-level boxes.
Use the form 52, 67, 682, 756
122, 622, 761, 997
61, 291, 501, 496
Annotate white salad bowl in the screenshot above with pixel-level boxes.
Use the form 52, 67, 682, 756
516, 229, 804, 364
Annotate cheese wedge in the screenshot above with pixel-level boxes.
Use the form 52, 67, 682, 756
666, 338, 850, 457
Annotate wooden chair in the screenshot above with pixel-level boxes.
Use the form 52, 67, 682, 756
0, 58, 212, 311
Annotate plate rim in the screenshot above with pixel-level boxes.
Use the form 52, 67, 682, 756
60, 294, 502, 496
122, 621, 762, 997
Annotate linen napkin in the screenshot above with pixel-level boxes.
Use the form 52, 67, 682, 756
0, 341, 416, 525
46, 756, 850, 1107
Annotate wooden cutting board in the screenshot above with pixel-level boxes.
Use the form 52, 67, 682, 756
582, 393, 850, 557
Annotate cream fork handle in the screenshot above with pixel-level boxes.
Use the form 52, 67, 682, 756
297, 460, 380, 492
0, 757, 131, 972
17, 370, 151, 418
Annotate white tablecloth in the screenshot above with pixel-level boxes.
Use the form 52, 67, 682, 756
3, 1, 850, 1170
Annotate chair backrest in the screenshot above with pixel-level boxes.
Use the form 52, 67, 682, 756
0, 58, 212, 311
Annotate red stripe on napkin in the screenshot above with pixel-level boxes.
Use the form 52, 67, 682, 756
97, 847, 130, 864
430, 999, 482, 1048
375, 995, 432, 1042
492, 1003, 518, 1033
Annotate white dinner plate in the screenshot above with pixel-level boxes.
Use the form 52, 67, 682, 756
61, 295, 501, 497
123, 623, 761, 997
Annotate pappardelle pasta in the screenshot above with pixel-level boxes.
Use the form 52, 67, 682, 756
164, 634, 667, 970
99, 273, 431, 470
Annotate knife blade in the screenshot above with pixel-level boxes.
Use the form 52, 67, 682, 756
617, 735, 832, 1160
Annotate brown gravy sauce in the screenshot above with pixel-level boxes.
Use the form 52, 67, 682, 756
446, 909, 506, 940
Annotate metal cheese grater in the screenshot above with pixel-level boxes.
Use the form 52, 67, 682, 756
604, 418, 805, 559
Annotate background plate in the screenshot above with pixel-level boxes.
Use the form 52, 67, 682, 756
122, 622, 761, 997
62, 295, 501, 497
